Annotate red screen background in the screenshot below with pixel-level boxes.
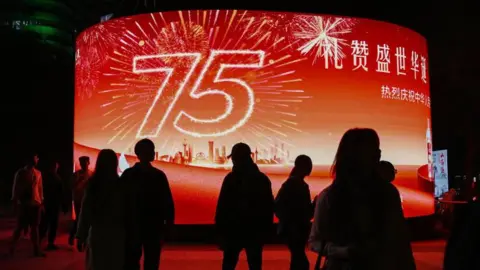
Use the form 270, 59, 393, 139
74, 10, 434, 224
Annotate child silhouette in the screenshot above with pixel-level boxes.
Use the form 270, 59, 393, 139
378, 160, 397, 183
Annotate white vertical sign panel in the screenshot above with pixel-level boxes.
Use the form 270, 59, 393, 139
433, 149, 449, 197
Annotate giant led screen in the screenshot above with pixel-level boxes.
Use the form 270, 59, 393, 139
75, 10, 434, 223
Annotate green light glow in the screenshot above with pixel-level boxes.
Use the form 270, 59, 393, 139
4, 0, 75, 56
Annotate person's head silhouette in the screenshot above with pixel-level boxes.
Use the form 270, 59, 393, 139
48, 160, 59, 173
228, 143, 252, 166
331, 128, 381, 181
378, 160, 397, 183
135, 139, 155, 163
290, 155, 313, 178
79, 156, 90, 171
26, 152, 39, 167
94, 149, 118, 177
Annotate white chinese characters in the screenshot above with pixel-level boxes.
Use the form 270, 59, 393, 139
411, 52, 419, 80
324, 39, 343, 70
421, 56, 428, 83
351, 40, 369, 71
376, 44, 391, 73
344, 41, 428, 83
381, 85, 430, 108
395, 47, 407, 75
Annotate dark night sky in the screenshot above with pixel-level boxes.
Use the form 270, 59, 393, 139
0, 0, 478, 199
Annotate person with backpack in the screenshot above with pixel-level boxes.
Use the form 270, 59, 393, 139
309, 128, 415, 270
215, 142, 274, 270
275, 155, 314, 270
9, 152, 45, 257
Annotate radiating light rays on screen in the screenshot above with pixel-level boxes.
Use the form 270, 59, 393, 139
80, 10, 330, 153
240, 12, 298, 50
292, 16, 355, 64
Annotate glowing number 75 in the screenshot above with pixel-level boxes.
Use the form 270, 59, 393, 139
133, 50, 265, 138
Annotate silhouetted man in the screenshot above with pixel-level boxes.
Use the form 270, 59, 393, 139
215, 143, 274, 270
122, 139, 175, 270
69, 156, 92, 246
40, 161, 67, 250
10, 153, 45, 257
275, 155, 314, 270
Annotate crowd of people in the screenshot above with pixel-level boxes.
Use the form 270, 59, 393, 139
9, 127, 477, 270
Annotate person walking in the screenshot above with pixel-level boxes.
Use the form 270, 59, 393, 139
10, 153, 45, 257
40, 161, 67, 250
215, 143, 274, 270
275, 155, 314, 270
70, 156, 92, 246
122, 139, 175, 270
309, 128, 415, 270
76, 149, 127, 270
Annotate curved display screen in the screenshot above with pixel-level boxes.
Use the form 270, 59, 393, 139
75, 10, 434, 224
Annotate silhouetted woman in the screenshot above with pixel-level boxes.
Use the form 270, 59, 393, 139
275, 155, 314, 270
76, 149, 126, 270
309, 128, 415, 270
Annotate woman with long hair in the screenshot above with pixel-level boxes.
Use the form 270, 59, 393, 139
309, 128, 415, 270
275, 155, 314, 270
76, 149, 126, 270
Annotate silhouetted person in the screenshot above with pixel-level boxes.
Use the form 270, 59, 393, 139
10, 153, 45, 257
215, 143, 274, 270
444, 182, 480, 270
275, 155, 314, 270
309, 128, 415, 270
377, 161, 405, 211
122, 139, 174, 270
378, 160, 397, 183
70, 156, 92, 246
40, 161, 67, 250
76, 149, 126, 270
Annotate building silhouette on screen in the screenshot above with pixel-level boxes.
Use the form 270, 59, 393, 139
126, 138, 292, 166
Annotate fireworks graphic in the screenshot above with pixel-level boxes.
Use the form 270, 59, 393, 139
155, 21, 210, 64
77, 19, 128, 62
241, 12, 297, 49
79, 10, 314, 156
293, 15, 355, 64
75, 19, 130, 99
75, 48, 101, 99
